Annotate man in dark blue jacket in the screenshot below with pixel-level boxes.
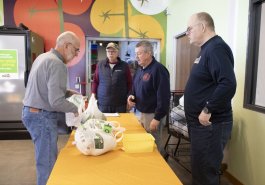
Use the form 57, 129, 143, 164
92, 42, 132, 113
127, 40, 170, 155
184, 12, 237, 185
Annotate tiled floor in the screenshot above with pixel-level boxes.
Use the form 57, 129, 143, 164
0, 131, 232, 185
163, 133, 232, 185
0, 134, 68, 185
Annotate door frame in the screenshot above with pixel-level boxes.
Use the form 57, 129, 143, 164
172, 32, 186, 90
172, 32, 200, 91
85, 37, 161, 96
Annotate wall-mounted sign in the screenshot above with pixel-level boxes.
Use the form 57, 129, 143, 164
0, 0, 4, 26
0, 49, 19, 79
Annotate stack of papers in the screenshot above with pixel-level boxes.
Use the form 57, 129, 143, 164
103, 113, 120, 117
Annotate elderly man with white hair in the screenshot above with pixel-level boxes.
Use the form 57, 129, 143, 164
22, 31, 80, 185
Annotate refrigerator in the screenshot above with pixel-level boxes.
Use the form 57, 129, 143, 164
0, 26, 44, 138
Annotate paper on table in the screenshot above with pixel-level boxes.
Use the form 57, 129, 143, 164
103, 113, 120, 117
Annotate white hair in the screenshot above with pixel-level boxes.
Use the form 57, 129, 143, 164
56, 31, 79, 47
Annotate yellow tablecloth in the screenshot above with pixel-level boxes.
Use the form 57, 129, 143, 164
47, 113, 183, 185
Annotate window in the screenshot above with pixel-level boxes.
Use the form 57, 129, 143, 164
244, 0, 265, 113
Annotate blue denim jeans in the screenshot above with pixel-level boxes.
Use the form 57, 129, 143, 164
188, 120, 232, 185
22, 106, 58, 185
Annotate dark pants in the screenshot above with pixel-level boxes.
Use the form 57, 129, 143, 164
188, 121, 232, 185
98, 104, 127, 113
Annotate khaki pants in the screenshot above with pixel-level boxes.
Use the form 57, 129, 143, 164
140, 113, 166, 155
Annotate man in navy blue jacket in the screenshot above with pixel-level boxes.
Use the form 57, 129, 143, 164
127, 40, 170, 155
184, 12, 237, 185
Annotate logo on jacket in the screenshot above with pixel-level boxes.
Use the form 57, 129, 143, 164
194, 56, 201, 64
142, 73, 151, 81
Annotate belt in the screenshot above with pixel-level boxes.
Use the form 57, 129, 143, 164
30, 107, 41, 113
25, 106, 42, 113
25, 106, 57, 113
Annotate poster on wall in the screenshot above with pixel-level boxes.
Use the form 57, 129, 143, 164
0, 49, 19, 79
0, 0, 3, 26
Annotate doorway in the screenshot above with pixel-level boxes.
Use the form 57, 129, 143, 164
172, 33, 200, 91
85, 37, 161, 96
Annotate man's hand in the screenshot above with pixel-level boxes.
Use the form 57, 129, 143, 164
66, 89, 81, 97
198, 111, 212, 126
127, 95, 136, 109
150, 119, 160, 131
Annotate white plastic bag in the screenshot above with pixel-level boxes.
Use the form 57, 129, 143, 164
65, 94, 86, 127
74, 119, 125, 156
81, 94, 106, 123
65, 113, 81, 127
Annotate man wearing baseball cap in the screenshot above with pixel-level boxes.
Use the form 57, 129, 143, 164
106, 42, 119, 50
92, 42, 132, 113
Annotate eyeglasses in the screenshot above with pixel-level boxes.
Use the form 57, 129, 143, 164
186, 23, 202, 34
106, 50, 117, 53
68, 43, 80, 53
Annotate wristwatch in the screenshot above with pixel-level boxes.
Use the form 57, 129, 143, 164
202, 107, 211, 114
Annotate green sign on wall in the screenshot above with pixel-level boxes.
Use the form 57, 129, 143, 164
0, 49, 19, 79
0, 0, 3, 26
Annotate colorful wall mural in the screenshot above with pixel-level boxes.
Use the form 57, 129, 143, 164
2, 0, 167, 94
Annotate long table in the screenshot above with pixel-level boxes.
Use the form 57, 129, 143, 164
47, 113, 183, 185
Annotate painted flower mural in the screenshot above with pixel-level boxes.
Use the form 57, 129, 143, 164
3, 0, 166, 92
90, 0, 165, 50
13, 0, 93, 66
